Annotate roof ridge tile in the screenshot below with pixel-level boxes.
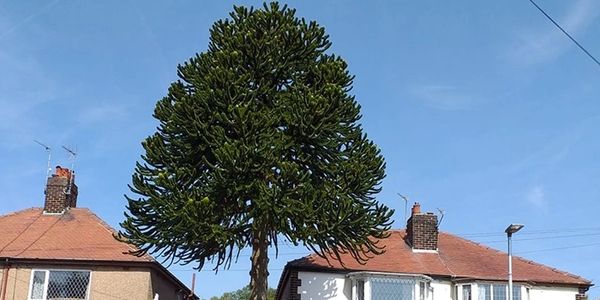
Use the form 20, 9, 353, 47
0, 207, 41, 219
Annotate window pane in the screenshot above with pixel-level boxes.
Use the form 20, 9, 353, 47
357, 280, 365, 300
478, 284, 491, 300
420, 282, 426, 300
493, 284, 507, 300
30, 271, 46, 299
512, 285, 521, 300
462, 285, 471, 300
371, 277, 415, 300
46, 271, 90, 300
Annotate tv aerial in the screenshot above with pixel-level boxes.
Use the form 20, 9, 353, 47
437, 207, 445, 228
62, 145, 78, 195
397, 193, 409, 225
34, 140, 52, 179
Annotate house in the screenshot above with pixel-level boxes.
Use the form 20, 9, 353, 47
0, 166, 197, 300
277, 203, 592, 300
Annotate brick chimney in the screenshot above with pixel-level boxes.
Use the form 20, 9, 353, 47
44, 166, 78, 214
406, 202, 439, 251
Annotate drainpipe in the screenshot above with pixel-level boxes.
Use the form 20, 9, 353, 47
1, 259, 11, 300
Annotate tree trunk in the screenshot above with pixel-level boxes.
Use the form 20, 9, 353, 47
250, 225, 269, 300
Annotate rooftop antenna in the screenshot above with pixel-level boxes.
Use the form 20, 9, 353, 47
34, 140, 52, 179
62, 145, 77, 195
397, 193, 409, 226
437, 207, 445, 228
191, 273, 196, 298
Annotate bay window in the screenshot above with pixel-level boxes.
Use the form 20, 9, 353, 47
350, 273, 432, 300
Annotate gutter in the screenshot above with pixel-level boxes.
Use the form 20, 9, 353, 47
347, 271, 433, 282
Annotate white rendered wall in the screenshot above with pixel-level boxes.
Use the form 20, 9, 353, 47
431, 280, 453, 300
297, 271, 351, 300
296, 272, 455, 300
293, 271, 580, 300
529, 285, 579, 300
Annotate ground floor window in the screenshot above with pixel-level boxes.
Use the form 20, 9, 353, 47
458, 283, 523, 300
371, 277, 415, 300
351, 274, 432, 300
462, 284, 472, 300
29, 269, 91, 300
357, 279, 365, 300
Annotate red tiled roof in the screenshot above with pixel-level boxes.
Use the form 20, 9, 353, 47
287, 230, 590, 286
0, 208, 153, 262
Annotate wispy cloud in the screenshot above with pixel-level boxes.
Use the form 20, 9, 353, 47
411, 85, 480, 111
505, 117, 588, 178
0, 0, 61, 41
77, 103, 130, 125
526, 184, 548, 213
506, 0, 600, 65
0, 49, 59, 150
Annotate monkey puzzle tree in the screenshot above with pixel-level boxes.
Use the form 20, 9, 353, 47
119, 3, 394, 300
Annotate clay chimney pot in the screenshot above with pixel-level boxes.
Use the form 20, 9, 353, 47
411, 202, 421, 215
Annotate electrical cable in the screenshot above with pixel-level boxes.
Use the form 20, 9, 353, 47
473, 232, 600, 244
516, 241, 600, 254
527, 0, 600, 68
458, 226, 600, 237
0, 212, 44, 254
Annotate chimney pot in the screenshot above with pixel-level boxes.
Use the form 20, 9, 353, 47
55, 166, 72, 179
411, 202, 421, 216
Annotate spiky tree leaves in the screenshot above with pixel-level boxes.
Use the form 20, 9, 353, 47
119, 3, 394, 300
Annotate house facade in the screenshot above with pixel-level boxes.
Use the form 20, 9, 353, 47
0, 167, 196, 300
277, 204, 592, 300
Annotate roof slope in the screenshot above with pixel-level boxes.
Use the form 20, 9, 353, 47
0, 208, 153, 262
287, 230, 590, 286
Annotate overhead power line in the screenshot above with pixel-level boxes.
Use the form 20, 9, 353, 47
474, 232, 600, 244
171, 268, 285, 273
516, 241, 600, 254
527, 0, 600, 68
458, 226, 600, 238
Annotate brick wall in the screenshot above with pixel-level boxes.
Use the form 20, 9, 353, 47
289, 270, 301, 300
44, 175, 78, 213
406, 209, 438, 251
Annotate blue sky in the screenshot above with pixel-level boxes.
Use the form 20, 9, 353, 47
1, 0, 599, 298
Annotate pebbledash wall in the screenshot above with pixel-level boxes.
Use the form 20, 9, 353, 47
292, 271, 580, 300
0, 264, 182, 299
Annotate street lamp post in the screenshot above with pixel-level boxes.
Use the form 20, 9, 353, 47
505, 224, 524, 300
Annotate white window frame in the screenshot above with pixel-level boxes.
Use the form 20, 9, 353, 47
349, 272, 433, 300
457, 282, 526, 300
28, 269, 92, 300
458, 284, 472, 300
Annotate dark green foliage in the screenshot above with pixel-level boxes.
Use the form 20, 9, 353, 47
209, 285, 276, 300
119, 1, 393, 294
